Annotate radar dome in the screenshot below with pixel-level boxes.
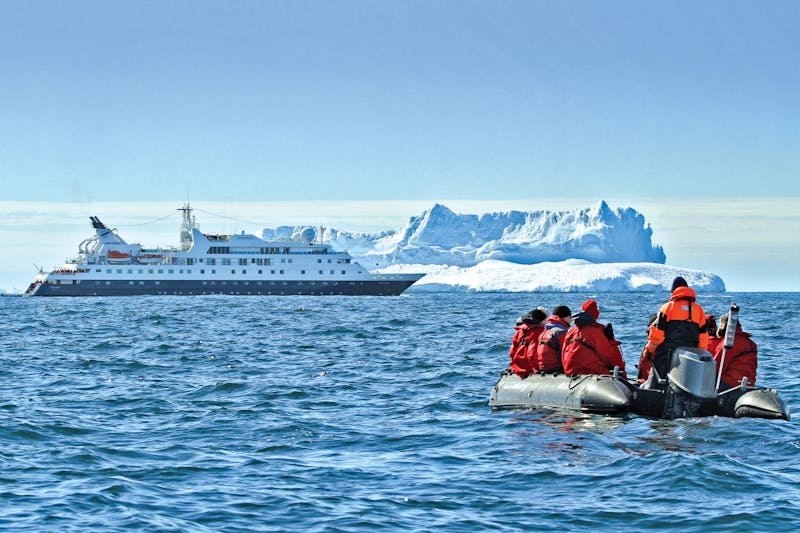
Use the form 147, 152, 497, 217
295, 227, 316, 243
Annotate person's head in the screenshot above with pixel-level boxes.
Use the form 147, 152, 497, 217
705, 314, 718, 336
581, 299, 600, 320
522, 308, 547, 325
671, 276, 688, 292
554, 305, 572, 324
716, 312, 741, 337
531, 308, 548, 324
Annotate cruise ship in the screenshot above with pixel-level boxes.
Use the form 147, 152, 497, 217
26, 204, 424, 296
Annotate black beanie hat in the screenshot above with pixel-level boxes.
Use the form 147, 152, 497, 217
671, 276, 688, 292
553, 305, 572, 319
530, 308, 548, 323
522, 308, 547, 324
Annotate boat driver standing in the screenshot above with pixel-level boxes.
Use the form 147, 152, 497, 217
639, 276, 709, 386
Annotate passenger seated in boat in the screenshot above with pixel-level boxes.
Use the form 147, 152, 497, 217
508, 308, 547, 378
562, 300, 626, 377
535, 305, 572, 373
636, 314, 660, 381
639, 276, 708, 386
711, 311, 758, 388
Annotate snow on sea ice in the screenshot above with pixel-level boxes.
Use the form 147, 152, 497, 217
375, 260, 725, 293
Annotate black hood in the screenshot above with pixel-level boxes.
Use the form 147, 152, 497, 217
572, 311, 597, 326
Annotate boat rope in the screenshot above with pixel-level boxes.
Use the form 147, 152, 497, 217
568, 375, 591, 390
117, 212, 178, 227
193, 207, 299, 232
193, 207, 236, 220
193, 207, 261, 231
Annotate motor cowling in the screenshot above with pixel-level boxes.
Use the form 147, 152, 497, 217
667, 347, 717, 399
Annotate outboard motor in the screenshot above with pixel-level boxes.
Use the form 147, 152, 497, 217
663, 347, 719, 418
632, 302, 791, 420
668, 347, 717, 399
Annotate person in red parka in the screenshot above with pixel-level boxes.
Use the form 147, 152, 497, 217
508, 308, 547, 377
705, 314, 722, 357
535, 305, 572, 373
562, 300, 626, 377
712, 311, 758, 388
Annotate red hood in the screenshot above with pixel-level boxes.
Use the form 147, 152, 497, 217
670, 286, 697, 301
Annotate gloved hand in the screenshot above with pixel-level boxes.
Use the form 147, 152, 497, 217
705, 314, 717, 335
603, 322, 615, 340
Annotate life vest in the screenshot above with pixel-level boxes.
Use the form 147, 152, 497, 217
562, 313, 626, 377
712, 327, 758, 387
646, 287, 708, 377
658, 306, 701, 351
536, 317, 569, 372
508, 323, 544, 376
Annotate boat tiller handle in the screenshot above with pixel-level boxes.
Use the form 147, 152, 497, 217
715, 302, 740, 394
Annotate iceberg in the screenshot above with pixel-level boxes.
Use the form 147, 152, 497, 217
375, 260, 724, 293
262, 201, 725, 293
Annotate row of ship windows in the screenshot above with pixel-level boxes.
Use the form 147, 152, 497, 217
206, 247, 333, 255
54, 280, 362, 286
90, 257, 350, 266
201, 258, 342, 265
94, 268, 355, 275
203, 257, 350, 265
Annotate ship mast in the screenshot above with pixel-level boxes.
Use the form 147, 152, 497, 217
178, 203, 196, 251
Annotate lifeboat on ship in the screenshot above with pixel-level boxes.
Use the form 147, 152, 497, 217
136, 251, 164, 264
107, 250, 132, 264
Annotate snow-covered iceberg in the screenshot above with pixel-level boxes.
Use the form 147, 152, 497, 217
263, 201, 666, 267
376, 260, 724, 293
261, 201, 725, 293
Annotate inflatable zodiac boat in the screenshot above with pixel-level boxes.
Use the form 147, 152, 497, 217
631, 346, 789, 420
489, 371, 632, 414
489, 347, 789, 420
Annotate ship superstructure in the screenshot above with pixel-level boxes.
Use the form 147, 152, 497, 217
26, 204, 423, 296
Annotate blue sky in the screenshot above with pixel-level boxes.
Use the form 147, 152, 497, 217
1, 2, 798, 290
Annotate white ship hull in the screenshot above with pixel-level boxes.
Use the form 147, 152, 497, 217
26, 205, 424, 297
27, 276, 421, 296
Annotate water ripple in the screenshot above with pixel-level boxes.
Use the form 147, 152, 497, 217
1, 293, 799, 531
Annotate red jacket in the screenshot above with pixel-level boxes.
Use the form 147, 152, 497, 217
535, 316, 570, 372
562, 313, 626, 377
707, 335, 723, 357
712, 326, 757, 387
509, 323, 544, 376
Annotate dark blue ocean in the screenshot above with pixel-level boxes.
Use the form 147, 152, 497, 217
1, 292, 799, 531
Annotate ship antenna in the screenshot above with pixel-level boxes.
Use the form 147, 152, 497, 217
178, 203, 196, 251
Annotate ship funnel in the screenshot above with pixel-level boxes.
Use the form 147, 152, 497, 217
90, 216, 109, 230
